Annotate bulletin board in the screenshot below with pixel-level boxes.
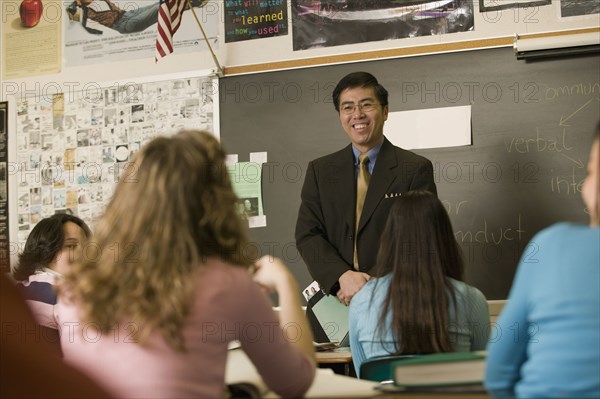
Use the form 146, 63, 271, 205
11, 74, 217, 247
0, 102, 8, 272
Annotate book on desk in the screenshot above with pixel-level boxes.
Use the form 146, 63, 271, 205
375, 351, 487, 393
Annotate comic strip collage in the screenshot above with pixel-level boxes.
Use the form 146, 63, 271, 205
15, 76, 215, 245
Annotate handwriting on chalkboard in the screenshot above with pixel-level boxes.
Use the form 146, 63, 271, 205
442, 200, 525, 245
504, 128, 572, 154
454, 213, 524, 245
225, 0, 288, 43
550, 167, 585, 196
544, 82, 600, 100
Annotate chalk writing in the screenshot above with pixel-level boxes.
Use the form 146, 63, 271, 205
504, 128, 572, 154
559, 97, 597, 126
455, 214, 524, 245
441, 199, 469, 215
550, 167, 585, 196
545, 82, 600, 100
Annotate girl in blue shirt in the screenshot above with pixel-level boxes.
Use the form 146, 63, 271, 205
485, 123, 600, 398
349, 190, 489, 376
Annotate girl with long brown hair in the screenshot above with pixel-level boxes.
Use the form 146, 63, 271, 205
349, 190, 489, 376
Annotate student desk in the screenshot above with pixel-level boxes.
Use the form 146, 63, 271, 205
226, 349, 489, 398
226, 348, 376, 398
378, 392, 489, 399
316, 347, 353, 376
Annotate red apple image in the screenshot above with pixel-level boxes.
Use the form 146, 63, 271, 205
20, 0, 43, 28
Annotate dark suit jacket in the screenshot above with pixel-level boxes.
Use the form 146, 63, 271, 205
295, 138, 437, 295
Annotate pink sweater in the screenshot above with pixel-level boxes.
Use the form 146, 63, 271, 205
55, 259, 314, 398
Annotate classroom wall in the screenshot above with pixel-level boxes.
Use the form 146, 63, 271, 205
1, 0, 599, 99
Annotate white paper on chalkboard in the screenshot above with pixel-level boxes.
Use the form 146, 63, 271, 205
226, 154, 238, 166
248, 215, 267, 228
384, 105, 472, 150
249, 151, 268, 164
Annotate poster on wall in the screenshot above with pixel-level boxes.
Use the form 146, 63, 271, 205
64, 0, 219, 66
1, 0, 62, 79
14, 75, 216, 245
479, 0, 551, 12
228, 161, 267, 228
292, 0, 474, 51
224, 0, 288, 43
560, 1, 600, 17
0, 102, 9, 272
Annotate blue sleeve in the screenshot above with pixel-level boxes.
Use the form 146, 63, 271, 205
349, 301, 367, 378
484, 241, 537, 398
468, 287, 490, 351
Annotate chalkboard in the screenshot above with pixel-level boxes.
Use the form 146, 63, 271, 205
219, 47, 600, 299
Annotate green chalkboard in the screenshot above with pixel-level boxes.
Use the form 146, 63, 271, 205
219, 47, 600, 299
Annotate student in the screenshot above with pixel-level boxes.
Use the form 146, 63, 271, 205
295, 71, 436, 306
485, 124, 600, 398
349, 191, 489, 376
13, 213, 91, 329
55, 130, 315, 399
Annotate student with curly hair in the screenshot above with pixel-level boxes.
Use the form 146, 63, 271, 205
56, 130, 315, 398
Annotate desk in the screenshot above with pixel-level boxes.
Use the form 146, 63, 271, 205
226, 348, 376, 398
377, 392, 488, 399
226, 349, 489, 398
316, 347, 353, 376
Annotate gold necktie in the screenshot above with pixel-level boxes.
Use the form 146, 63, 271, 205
354, 154, 370, 270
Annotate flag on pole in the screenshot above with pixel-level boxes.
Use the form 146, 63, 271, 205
155, 0, 187, 62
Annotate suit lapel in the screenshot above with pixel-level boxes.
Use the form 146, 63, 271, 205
358, 138, 397, 233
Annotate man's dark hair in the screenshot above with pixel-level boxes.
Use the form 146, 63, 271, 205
332, 72, 389, 112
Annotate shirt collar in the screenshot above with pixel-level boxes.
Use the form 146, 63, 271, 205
38, 268, 62, 278
352, 138, 384, 173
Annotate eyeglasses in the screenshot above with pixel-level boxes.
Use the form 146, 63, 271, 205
340, 101, 379, 115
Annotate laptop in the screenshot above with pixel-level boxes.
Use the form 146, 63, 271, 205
307, 289, 350, 347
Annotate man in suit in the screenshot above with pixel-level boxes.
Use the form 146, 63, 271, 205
295, 72, 437, 306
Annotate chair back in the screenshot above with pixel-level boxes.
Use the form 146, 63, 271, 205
487, 300, 507, 324
359, 355, 416, 382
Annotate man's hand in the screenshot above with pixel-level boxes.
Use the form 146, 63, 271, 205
336, 270, 370, 306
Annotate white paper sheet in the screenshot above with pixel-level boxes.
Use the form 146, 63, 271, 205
384, 105, 472, 150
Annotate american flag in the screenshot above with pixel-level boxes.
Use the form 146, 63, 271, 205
155, 0, 187, 62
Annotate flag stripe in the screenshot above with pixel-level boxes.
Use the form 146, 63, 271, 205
156, 0, 188, 62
